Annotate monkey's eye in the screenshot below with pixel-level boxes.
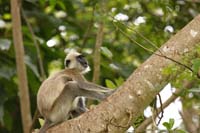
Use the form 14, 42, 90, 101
65, 60, 71, 67
77, 54, 85, 59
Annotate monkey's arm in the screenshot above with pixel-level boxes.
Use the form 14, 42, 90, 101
78, 81, 114, 93
60, 81, 113, 101
76, 89, 109, 100
75, 81, 115, 100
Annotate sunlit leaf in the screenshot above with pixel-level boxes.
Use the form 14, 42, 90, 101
192, 58, 200, 73
39, 118, 45, 126
101, 47, 113, 59
163, 122, 170, 130
49, 0, 56, 9
115, 77, 124, 86
163, 118, 174, 130
169, 118, 174, 129
24, 56, 40, 79
105, 79, 116, 89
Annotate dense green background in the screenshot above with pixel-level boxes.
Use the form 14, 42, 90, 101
0, 0, 200, 132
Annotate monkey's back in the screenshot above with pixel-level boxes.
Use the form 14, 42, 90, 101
37, 69, 86, 122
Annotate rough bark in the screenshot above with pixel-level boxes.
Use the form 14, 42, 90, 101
47, 15, 200, 133
11, 0, 32, 133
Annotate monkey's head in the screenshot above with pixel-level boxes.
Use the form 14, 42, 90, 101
64, 50, 90, 74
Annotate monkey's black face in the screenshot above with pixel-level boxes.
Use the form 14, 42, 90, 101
76, 55, 88, 68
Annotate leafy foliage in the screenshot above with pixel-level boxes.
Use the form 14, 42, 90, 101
163, 118, 174, 130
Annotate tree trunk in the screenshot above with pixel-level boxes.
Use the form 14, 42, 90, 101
47, 15, 200, 133
11, 0, 32, 133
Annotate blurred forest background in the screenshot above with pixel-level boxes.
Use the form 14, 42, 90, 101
0, 0, 200, 132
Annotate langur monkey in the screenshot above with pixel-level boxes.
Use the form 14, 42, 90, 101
37, 50, 114, 132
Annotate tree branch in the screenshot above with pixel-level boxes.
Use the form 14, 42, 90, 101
92, 22, 104, 83
11, 0, 32, 133
47, 15, 200, 133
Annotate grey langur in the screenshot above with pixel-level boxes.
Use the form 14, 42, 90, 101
37, 50, 114, 132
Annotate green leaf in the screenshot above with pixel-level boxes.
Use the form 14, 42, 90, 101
24, 56, 40, 79
163, 118, 174, 130
169, 118, 174, 129
49, 0, 56, 8
162, 65, 177, 75
57, 1, 66, 10
105, 79, 116, 89
39, 118, 45, 126
163, 122, 170, 130
114, 77, 124, 86
192, 58, 200, 73
101, 47, 113, 59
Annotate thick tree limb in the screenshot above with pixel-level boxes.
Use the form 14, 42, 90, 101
47, 15, 200, 133
11, 0, 32, 133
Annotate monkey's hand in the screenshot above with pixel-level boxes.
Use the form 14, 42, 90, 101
104, 89, 116, 97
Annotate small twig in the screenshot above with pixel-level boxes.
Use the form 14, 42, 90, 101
156, 93, 163, 126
